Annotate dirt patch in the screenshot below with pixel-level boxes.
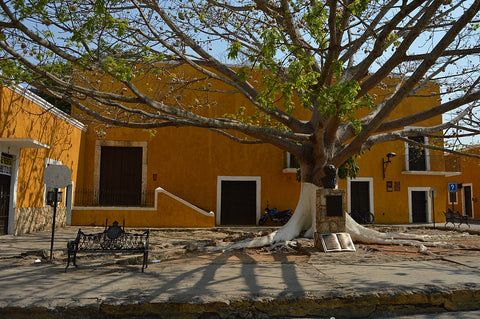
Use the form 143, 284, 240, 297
148, 227, 309, 265
145, 226, 480, 266
4, 226, 478, 269
364, 226, 480, 259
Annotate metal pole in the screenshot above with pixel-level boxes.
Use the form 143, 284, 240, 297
431, 189, 436, 229
49, 188, 58, 261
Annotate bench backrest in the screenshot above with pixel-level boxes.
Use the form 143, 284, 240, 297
74, 228, 149, 251
453, 211, 464, 218
443, 210, 455, 218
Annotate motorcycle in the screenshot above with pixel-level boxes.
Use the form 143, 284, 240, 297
258, 201, 293, 225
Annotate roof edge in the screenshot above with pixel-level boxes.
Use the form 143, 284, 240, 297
12, 85, 87, 132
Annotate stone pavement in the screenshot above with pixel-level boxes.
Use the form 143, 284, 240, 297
0, 224, 479, 318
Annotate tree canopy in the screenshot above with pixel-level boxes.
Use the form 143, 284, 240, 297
1, 0, 480, 184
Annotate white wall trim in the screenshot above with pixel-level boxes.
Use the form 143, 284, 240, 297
408, 187, 432, 223
7, 153, 19, 235
347, 177, 374, 216
404, 127, 430, 171
73, 187, 215, 217
12, 85, 87, 132
66, 182, 74, 225
216, 176, 261, 225
462, 183, 474, 218
155, 187, 214, 217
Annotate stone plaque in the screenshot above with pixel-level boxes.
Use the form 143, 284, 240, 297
321, 233, 342, 252
336, 233, 355, 251
326, 195, 343, 217
316, 188, 346, 235
320, 233, 356, 252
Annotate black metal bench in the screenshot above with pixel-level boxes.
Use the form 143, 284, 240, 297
443, 209, 470, 228
66, 220, 150, 272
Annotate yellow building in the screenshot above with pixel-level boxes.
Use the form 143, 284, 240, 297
445, 146, 480, 220
0, 85, 86, 235
70, 66, 458, 227
1, 67, 467, 235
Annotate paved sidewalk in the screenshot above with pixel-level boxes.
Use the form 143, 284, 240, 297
0, 225, 479, 318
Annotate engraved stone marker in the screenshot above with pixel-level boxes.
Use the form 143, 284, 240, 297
319, 233, 356, 252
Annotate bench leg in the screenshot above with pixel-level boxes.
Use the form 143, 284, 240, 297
142, 251, 148, 272
65, 251, 79, 272
65, 251, 71, 272
445, 220, 455, 228
456, 218, 470, 228
72, 251, 78, 267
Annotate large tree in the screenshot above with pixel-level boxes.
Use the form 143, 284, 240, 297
1, 0, 480, 245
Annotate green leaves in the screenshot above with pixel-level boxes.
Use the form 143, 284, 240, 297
348, 0, 371, 16
223, 105, 282, 128
316, 77, 373, 123
0, 59, 33, 86
11, 0, 49, 18
317, 80, 358, 115
338, 155, 361, 179
227, 41, 242, 60
259, 28, 283, 63
235, 66, 250, 82
385, 32, 400, 49
302, 1, 328, 46
69, 11, 129, 43
101, 56, 134, 82
255, 26, 323, 112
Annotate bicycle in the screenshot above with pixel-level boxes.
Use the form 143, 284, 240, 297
349, 209, 374, 224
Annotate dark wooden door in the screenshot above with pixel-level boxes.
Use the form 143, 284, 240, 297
351, 181, 370, 212
408, 136, 426, 171
0, 174, 11, 235
464, 185, 473, 217
220, 180, 257, 225
411, 191, 427, 222
350, 181, 370, 222
99, 146, 142, 206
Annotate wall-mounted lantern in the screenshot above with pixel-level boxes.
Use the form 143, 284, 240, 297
382, 152, 397, 180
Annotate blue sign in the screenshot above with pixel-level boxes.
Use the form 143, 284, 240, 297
448, 182, 458, 193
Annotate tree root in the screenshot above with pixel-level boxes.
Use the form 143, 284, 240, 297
207, 183, 445, 252
345, 215, 451, 248
208, 216, 441, 252
346, 214, 428, 245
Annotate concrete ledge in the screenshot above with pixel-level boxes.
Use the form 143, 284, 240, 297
1, 288, 479, 318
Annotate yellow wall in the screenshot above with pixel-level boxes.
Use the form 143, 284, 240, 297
0, 86, 85, 234
73, 65, 303, 225
445, 146, 480, 219
72, 65, 450, 226
73, 124, 301, 225
341, 140, 449, 224
340, 80, 448, 224
72, 188, 214, 227
1, 87, 85, 205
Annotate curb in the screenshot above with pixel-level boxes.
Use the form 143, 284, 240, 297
1, 288, 479, 318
